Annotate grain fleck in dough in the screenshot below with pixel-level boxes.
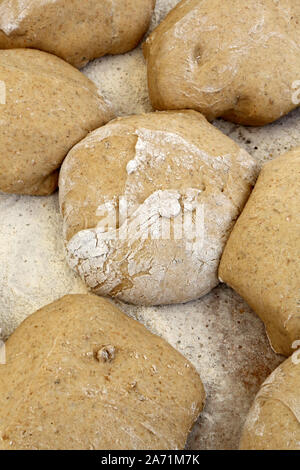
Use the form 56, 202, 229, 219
59, 110, 258, 306
0, 294, 205, 450
144, 0, 300, 126
0, 49, 113, 196
240, 351, 300, 450
219, 147, 300, 357
0, 0, 156, 68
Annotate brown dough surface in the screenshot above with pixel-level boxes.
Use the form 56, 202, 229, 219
0, 49, 113, 195
240, 352, 300, 450
219, 147, 300, 357
144, 0, 300, 126
0, 294, 205, 450
0, 0, 156, 68
59, 110, 257, 306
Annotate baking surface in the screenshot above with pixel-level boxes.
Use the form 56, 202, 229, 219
0, 0, 299, 449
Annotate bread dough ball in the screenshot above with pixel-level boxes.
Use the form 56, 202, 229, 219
144, 0, 300, 126
0, 49, 113, 196
240, 351, 300, 450
0, 0, 156, 68
0, 294, 205, 450
219, 147, 300, 357
59, 110, 257, 305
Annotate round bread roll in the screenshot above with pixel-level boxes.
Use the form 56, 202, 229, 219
59, 110, 258, 305
219, 147, 300, 357
0, 49, 113, 196
0, 294, 205, 450
0, 0, 156, 68
240, 351, 300, 450
143, 0, 300, 126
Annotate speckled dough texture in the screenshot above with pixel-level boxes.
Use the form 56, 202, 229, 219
219, 148, 300, 357
144, 0, 300, 125
0, 0, 156, 68
59, 110, 257, 305
240, 352, 300, 450
0, 48, 113, 195
0, 0, 297, 450
120, 287, 283, 450
0, 294, 205, 450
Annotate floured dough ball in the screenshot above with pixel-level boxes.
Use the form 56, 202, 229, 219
0, 294, 205, 450
0, 0, 156, 68
219, 147, 300, 357
240, 351, 300, 450
0, 49, 113, 196
59, 110, 258, 305
144, 0, 300, 126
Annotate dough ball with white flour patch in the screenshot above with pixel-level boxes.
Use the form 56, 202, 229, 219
0, 49, 113, 195
0, 294, 205, 450
144, 0, 300, 125
219, 147, 300, 357
59, 111, 258, 305
240, 352, 300, 450
0, 0, 156, 68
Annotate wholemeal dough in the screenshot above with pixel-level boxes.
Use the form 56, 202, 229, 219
0, 49, 113, 195
0, 0, 156, 68
59, 110, 258, 305
219, 147, 300, 357
144, 0, 300, 126
0, 0, 294, 450
240, 351, 300, 450
0, 294, 205, 450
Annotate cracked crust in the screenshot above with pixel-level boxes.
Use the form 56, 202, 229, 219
0, 48, 113, 195
59, 110, 258, 305
0, 294, 205, 450
144, 0, 300, 126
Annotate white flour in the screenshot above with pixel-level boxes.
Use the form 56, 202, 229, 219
62, 120, 257, 306
0, 0, 295, 449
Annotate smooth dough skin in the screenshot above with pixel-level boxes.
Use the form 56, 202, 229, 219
59, 110, 258, 306
0, 49, 113, 196
0, 0, 156, 68
144, 0, 300, 126
0, 294, 205, 450
240, 352, 300, 450
219, 147, 300, 357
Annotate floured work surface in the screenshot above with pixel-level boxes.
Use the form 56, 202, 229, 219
0, 0, 298, 449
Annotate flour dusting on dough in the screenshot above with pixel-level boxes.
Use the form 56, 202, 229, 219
0, 0, 58, 35
62, 115, 258, 305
